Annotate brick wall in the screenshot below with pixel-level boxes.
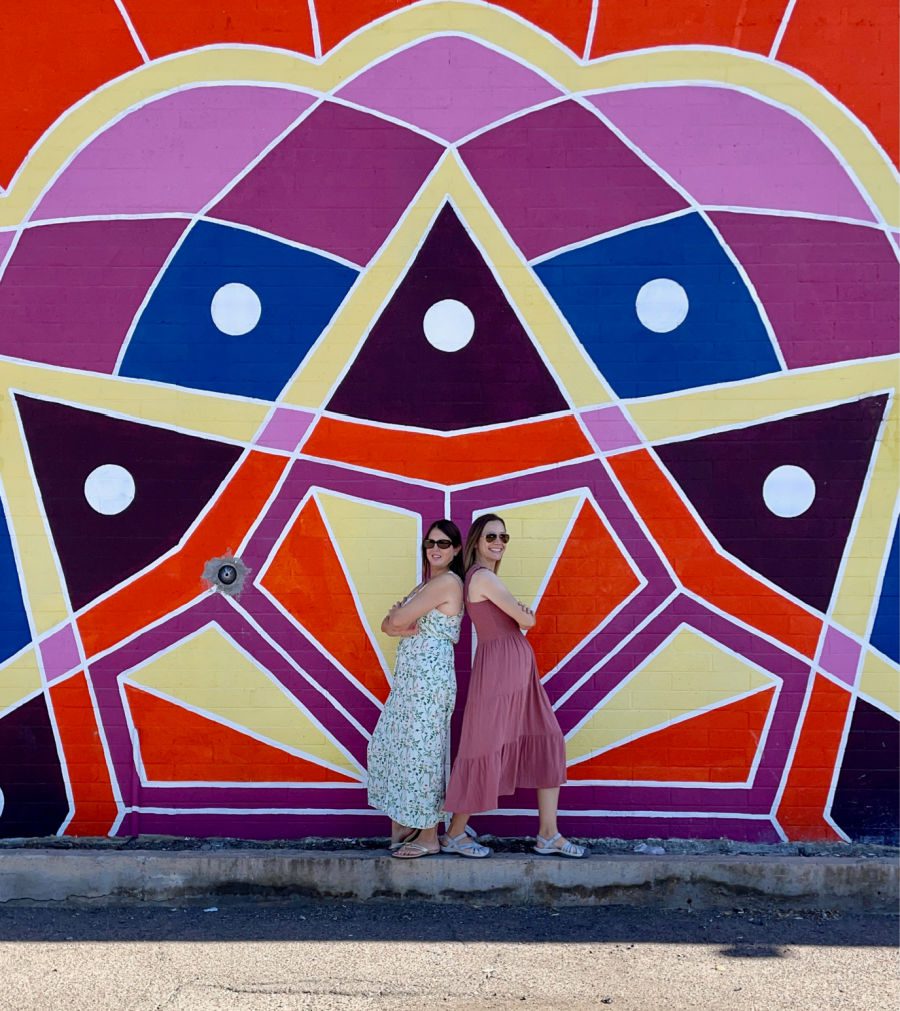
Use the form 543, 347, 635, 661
0, 1, 897, 843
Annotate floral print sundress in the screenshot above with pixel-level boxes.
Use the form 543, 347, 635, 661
367, 593, 462, 829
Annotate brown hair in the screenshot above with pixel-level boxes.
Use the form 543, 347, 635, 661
422, 519, 465, 581
463, 513, 505, 573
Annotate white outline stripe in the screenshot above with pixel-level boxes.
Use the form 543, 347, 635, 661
112, 0, 150, 63
769, 0, 799, 60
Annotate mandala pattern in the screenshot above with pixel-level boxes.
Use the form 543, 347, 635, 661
0, 3, 897, 844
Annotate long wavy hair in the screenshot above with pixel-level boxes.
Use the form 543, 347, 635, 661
463, 513, 505, 573
422, 518, 465, 581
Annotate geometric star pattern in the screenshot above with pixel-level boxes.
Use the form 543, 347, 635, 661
0, 6, 897, 845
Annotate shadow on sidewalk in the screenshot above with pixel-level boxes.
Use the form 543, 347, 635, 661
0, 900, 896, 952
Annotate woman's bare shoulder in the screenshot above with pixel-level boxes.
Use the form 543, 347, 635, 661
469, 567, 499, 585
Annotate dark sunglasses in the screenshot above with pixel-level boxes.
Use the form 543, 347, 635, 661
423, 538, 454, 549
483, 532, 510, 543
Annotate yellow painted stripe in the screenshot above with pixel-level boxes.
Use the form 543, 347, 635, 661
859, 648, 900, 719
629, 358, 898, 443
0, 648, 42, 715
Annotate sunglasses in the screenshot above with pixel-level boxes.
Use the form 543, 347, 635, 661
483, 532, 510, 543
423, 538, 454, 549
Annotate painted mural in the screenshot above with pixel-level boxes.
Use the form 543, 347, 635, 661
0, 1, 897, 844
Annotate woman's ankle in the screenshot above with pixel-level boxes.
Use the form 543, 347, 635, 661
446, 816, 469, 838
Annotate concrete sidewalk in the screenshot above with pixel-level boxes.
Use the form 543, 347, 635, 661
1, 847, 897, 910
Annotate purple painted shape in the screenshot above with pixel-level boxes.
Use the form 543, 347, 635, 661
240, 586, 383, 738
891, 231, 900, 252
116, 811, 381, 840
460, 100, 686, 260
590, 87, 875, 222
336, 36, 562, 142
473, 814, 781, 844
86, 594, 374, 808
542, 587, 674, 707
581, 405, 643, 453
116, 809, 780, 842
818, 626, 863, 687
39, 624, 81, 682
710, 213, 900, 367
0, 218, 186, 371
34, 86, 317, 219
326, 204, 568, 430
0, 230, 14, 264
15, 394, 242, 611
211, 101, 444, 265
255, 407, 315, 452
656, 394, 888, 614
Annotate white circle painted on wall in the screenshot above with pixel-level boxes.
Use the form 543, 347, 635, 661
423, 299, 475, 352
763, 464, 816, 518
635, 278, 689, 333
84, 464, 136, 515
210, 282, 262, 336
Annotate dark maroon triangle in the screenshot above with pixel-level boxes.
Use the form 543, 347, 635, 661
15, 396, 242, 610
656, 395, 888, 613
0, 694, 69, 838
326, 203, 568, 430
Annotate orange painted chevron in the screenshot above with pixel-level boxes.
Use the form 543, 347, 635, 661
529, 499, 640, 674
303, 414, 592, 484
776, 673, 851, 840
568, 686, 775, 782
124, 684, 357, 784
49, 671, 118, 835
260, 496, 391, 700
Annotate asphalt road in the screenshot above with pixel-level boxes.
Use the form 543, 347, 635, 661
0, 899, 896, 1011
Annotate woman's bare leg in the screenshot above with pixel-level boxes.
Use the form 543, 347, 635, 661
537, 787, 560, 840
445, 813, 470, 839
390, 819, 416, 845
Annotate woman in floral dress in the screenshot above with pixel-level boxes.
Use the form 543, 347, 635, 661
367, 519, 464, 859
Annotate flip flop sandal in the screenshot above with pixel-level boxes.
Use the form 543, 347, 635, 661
440, 832, 492, 858
391, 841, 440, 859
388, 828, 420, 852
534, 832, 587, 858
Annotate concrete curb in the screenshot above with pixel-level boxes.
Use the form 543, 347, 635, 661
1, 850, 897, 909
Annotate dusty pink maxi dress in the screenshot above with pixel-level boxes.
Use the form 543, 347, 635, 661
444, 565, 566, 813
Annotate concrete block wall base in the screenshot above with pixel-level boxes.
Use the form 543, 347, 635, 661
1, 851, 897, 910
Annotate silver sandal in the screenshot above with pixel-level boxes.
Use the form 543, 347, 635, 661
534, 832, 587, 858
440, 831, 492, 858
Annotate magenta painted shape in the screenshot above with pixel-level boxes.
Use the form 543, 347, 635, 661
40, 624, 81, 682
336, 36, 562, 142
0, 218, 186, 372
711, 212, 900, 367
34, 86, 317, 219
255, 407, 315, 452
460, 100, 686, 260
819, 626, 863, 687
211, 101, 444, 264
590, 87, 875, 222
581, 405, 642, 452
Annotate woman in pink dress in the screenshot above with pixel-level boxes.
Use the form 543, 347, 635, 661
441, 513, 586, 858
